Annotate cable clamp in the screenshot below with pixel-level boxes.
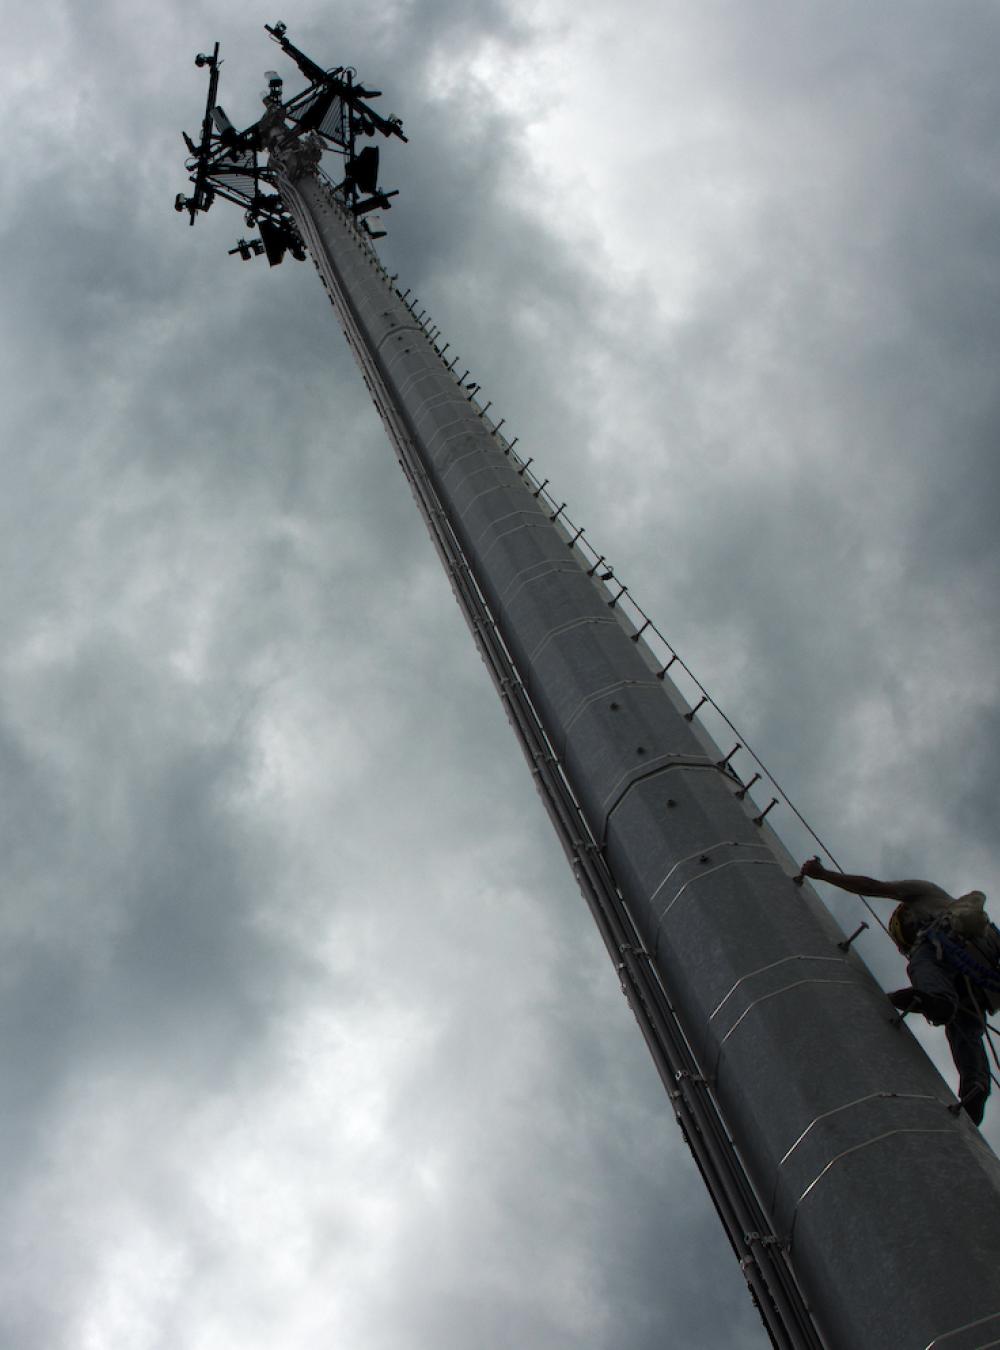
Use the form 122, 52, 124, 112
744, 1232, 784, 1250
618, 943, 653, 963
573, 840, 602, 859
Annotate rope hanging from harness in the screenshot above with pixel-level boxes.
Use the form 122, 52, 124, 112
961, 977, 1000, 1093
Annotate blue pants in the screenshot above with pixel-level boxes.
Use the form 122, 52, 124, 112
908, 941, 991, 1121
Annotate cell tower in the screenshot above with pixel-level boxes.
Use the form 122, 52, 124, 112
178, 27, 1000, 1350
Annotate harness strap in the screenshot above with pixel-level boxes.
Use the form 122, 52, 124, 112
922, 922, 1000, 994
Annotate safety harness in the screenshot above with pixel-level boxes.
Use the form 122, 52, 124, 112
923, 919, 1000, 1013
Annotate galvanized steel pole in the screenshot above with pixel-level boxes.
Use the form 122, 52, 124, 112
263, 142, 1000, 1350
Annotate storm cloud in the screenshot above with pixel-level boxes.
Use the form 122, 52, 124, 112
0, 2, 998, 1347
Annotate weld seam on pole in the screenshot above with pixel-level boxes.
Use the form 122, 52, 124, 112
599, 760, 722, 835
777, 1091, 944, 1170
409, 393, 470, 428
561, 678, 662, 738
500, 562, 597, 611
419, 417, 480, 456
710, 955, 848, 1023
925, 1310, 1000, 1349
791, 1128, 955, 1233
396, 369, 458, 403
718, 979, 860, 1053
653, 860, 786, 954
437, 445, 495, 482
376, 323, 424, 353
457, 480, 533, 521
648, 842, 773, 910
525, 613, 621, 664
475, 513, 555, 560
497, 557, 585, 605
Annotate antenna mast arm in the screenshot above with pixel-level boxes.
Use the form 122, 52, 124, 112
265, 21, 327, 82
185, 42, 221, 224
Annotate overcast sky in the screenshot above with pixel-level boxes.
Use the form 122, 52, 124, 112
2, 2, 999, 1347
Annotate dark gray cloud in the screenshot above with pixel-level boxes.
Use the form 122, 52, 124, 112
0, 1, 997, 1347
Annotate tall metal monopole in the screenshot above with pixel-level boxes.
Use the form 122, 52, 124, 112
178, 28, 1000, 1350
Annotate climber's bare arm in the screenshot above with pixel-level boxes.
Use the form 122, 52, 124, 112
800, 857, 919, 901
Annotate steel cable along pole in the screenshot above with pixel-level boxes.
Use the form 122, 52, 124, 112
271, 149, 1000, 1350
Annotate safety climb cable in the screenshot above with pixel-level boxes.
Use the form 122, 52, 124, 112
376, 259, 893, 947
329, 172, 1000, 1095
323, 160, 910, 953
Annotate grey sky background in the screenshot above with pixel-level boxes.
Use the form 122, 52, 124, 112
2, 1, 999, 1347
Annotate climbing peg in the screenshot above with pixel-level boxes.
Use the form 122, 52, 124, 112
752, 797, 779, 826
684, 694, 709, 722
532, 478, 549, 498
837, 921, 869, 952
656, 654, 678, 680
717, 743, 741, 769
735, 772, 762, 800
946, 1087, 988, 1116
631, 619, 651, 642
567, 525, 585, 548
517, 457, 534, 477
586, 555, 607, 577
549, 502, 567, 523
